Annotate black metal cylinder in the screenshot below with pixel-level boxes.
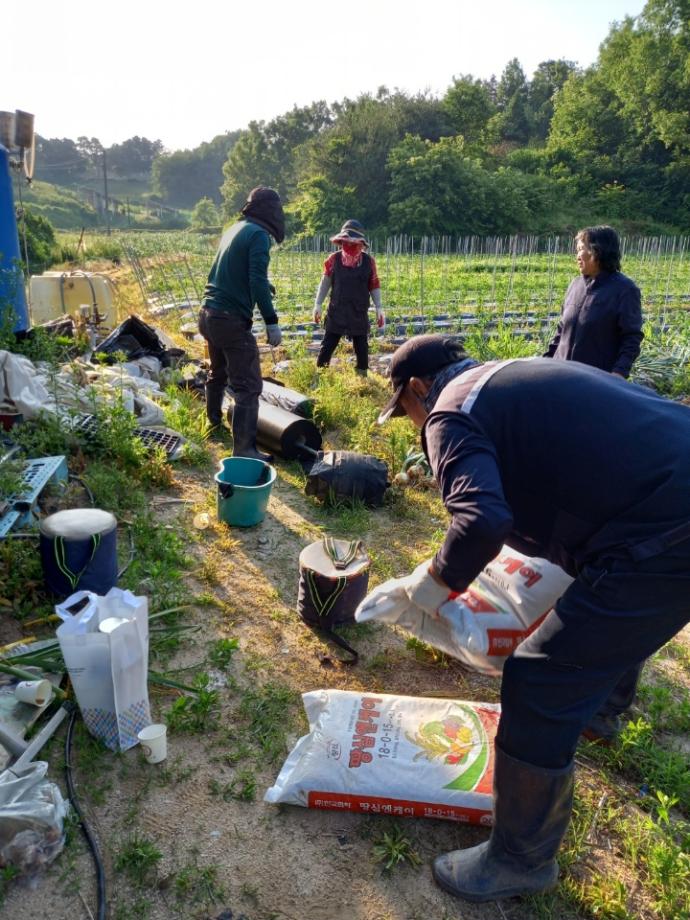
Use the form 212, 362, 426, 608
228, 401, 322, 460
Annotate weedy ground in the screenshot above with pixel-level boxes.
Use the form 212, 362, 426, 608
0, 249, 688, 920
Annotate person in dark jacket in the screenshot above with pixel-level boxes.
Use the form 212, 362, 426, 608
544, 225, 643, 378
198, 187, 284, 461
545, 225, 644, 738
361, 334, 690, 903
313, 220, 385, 376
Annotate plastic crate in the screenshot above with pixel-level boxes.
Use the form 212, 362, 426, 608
72, 415, 184, 461
0, 455, 69, 537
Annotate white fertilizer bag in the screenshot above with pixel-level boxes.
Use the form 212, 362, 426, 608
357, 547, 573, 676
265, 690, 499, 825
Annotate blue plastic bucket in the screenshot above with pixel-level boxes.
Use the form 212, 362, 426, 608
215, 457, 277, 527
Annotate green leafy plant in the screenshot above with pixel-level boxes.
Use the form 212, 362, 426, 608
208, 768, 256, 802
115, 833, 163, 886
372, 825, 422, 871
174, 854, 225, 906
208, 637, 239, 670
236, 681, 297, 764
165, 673, 220, 734
0, 865, 20, 907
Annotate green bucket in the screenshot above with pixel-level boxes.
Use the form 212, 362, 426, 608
215, 457, 277, 527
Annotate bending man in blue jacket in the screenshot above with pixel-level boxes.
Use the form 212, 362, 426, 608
363, 334, 690, 903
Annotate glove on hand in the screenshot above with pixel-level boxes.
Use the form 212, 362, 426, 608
266, 324, 282, 347
356, 558, 451, 622
312, 307, 322, 324
376, 308, 385, 329
269, 283, 276, 297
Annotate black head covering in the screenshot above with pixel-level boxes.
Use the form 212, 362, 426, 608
377, 335, 467, 423
241, 187, 285, 244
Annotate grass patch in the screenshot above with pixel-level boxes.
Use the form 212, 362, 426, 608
72, 721, 116, 806
236, 681, 298, 764
115, 833, 163, 886
174, 853, 225, 907
208, 768, 257, 802
585, 718, 690, 815
372, 825, 422, 872
0, 866, 20, 907
208, 637, 239, 669
165, 673, 220, 734
638, 679, 690, 734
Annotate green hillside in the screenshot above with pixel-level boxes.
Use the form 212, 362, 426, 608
21, 180, 99, 230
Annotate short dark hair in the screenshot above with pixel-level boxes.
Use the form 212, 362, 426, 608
576, 226, 621, 273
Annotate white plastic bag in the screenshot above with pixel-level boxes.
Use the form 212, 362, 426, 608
0, 762, 68, 878
357, 547, 573, 676
266, 690, 499, 824
56, 588, 150, 751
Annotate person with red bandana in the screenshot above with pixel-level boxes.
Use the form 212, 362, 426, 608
312, 220, 385, 376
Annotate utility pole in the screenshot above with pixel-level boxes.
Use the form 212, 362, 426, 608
102, 145, 111, 236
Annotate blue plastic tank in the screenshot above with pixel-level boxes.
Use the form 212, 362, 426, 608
0, 144, 29, 332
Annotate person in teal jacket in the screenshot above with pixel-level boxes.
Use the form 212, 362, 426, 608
199, 187, 284, 461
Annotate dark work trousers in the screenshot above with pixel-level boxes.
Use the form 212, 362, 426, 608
198, 307, 262, 423
317, 332, 369, 372
596, 662, 642, 717
497, 552, 690, 769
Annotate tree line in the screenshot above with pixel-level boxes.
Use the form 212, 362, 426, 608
36, 0, 689, 235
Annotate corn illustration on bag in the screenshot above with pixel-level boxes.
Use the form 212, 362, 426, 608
265, 690, 499, 824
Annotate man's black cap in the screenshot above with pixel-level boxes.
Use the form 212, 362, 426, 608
378, 334, 465, 424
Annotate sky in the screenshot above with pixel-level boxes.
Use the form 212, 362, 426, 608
3, 0, 646, 153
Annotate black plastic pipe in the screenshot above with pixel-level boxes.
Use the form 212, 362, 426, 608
227, 401, 322, 460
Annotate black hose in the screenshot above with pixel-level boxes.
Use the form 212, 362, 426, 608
65, 707, 107, 920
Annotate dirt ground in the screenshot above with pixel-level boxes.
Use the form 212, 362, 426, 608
3, 272, 689, 920
2, 455, 579, 920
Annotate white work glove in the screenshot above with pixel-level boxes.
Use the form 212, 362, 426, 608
266, 323, 282, 347
312, 306, 322, 324
376, 307, 385, 330
356, 558, 451, 622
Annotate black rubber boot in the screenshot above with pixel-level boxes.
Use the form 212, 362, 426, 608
582, 663, 640, 744
231, 403, 273, 464
432, 745, 574, 902
581, 711, 621, 745
205, 385, 224, 429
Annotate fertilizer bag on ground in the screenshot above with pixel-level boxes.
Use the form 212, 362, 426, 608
357, 547, 573, 676
265, 689, 499, 824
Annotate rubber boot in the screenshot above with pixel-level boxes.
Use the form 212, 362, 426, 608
205, 390, 223, 429
355, 368, 368, 377
231, 403, 273, 464
582, 663, 640, 744
432, 745, 574, 902
581, 711, 621, 745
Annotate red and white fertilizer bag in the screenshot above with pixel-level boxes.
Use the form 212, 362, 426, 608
357, 548, 573, 676
265, 690, 499, 825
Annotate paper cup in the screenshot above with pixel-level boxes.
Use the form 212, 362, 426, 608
99, 616, 130, 634
137, 724, 167, 764
15, 679, 52, 707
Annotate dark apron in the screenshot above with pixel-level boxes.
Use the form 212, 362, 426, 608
325, 252, 371, 336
